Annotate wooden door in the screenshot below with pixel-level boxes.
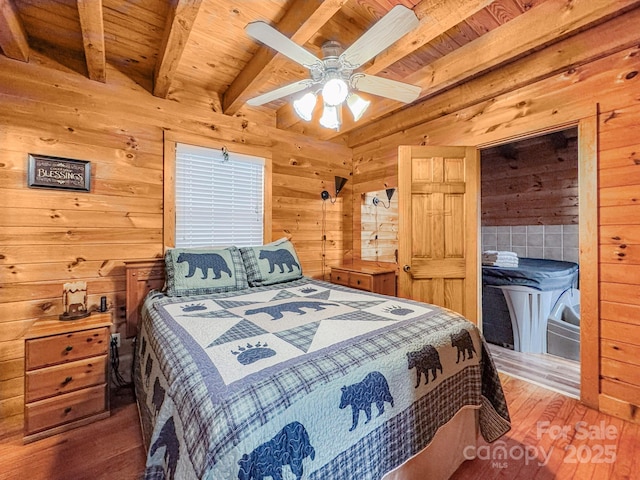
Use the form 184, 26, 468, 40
398, 146, 480, 323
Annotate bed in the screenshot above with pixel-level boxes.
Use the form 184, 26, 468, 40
131, 240, 511, 480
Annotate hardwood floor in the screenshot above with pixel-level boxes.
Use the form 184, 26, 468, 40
452, 373, 640, 480
0, 387, 146, 480
488, 343, 581, 399
1, 377, 638, 480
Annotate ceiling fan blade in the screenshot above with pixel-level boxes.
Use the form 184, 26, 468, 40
351, 74, 421, 103
341, 5, 419, 69
245, 21, 322, 69
246, 80, 312, 106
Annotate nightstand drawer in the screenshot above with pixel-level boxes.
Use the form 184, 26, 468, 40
25, 384, 107, 435
25, 327, 109, 370
26, 355, 108, 403
330, 263, 397, 296
348, 272, 372, 291
330, 270, 350, 286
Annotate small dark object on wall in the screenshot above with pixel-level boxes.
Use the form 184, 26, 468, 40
100, 296, 107, 312
28, 154, 91, 192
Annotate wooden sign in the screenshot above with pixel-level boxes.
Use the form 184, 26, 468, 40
28, 154, 91, 191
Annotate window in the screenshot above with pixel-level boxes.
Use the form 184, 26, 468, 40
175, 143, 265, 247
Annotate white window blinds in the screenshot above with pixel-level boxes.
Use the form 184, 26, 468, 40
175, 143, 264, 248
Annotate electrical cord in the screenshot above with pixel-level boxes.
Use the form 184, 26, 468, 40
110, 336, 133, 390
321, 199, 327, 280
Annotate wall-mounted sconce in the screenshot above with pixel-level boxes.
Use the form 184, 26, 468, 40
372, 188, 396, 208
321, 176, 349, 203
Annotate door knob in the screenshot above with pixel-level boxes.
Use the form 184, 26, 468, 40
403, 265, 411, 272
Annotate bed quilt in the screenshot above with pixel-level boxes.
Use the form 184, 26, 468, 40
134, 277, 510, 480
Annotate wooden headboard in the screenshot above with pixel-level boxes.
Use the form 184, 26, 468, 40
125, 258, 165, 338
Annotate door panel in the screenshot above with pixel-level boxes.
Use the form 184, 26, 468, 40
398, 145, 480, 323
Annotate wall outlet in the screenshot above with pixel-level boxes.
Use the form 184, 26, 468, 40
111, 333, 121, 348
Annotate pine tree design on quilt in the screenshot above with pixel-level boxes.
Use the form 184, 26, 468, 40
152, 377, 165, 418
144, 354, 153, 387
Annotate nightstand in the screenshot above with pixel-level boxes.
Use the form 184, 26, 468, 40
330, 262, 397, 296
23, 312, 112, 443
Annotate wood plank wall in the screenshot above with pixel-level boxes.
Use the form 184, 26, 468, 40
359, 189, 398, 263
481, 129, 579, 226
0, 53, 351, 437
598, 101, 640, 420
351, 12, 640, 425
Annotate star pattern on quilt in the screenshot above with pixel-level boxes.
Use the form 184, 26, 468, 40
184, 309, 240, 319
273, 321, 320, 353
161, 283, 432, 385
207, 319, 269, 348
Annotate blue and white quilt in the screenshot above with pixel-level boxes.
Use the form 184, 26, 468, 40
134, 277, 510, 480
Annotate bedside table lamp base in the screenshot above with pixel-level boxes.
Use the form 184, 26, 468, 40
61, 281, 90, 321
59, 311, 92, 321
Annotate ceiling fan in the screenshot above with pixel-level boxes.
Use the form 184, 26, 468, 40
245, 5, 422, 130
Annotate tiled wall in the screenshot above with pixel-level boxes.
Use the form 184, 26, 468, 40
481, 224, 579, 263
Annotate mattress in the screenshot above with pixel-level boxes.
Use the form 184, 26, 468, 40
134, 277, 510, 479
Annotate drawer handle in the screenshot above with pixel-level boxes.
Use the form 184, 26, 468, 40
357, 280, 361, 285
65, 346, 73, 352
336, 276, 341, 280
62, 376, 73, 386
64, 407, 72, 415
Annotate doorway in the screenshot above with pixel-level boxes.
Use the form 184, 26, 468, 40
479, 127, 580, 398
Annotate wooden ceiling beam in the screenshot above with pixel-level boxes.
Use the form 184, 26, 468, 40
77, 0, 106, 83
364, 0, 492, 76
275, 0, 489, 135
0, 0, 29, 62
222, 0, 347, 116
320, 0, 640, 142
347, 1, 640, 148
153, 0, 203, 98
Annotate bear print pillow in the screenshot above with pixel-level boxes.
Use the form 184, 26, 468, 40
240, 238, 303, 286
165, 246, 249, 296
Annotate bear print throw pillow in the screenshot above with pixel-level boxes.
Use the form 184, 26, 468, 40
240, 238, 303, 286
165, 246, 249, 296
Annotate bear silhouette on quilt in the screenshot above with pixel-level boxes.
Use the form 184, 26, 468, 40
259, 248, 300, 274
177, 252, 232, 280
407, 344, 443, 388
339, 371, 395, 431
451, 328, 476, 363
237, 421, 315, 480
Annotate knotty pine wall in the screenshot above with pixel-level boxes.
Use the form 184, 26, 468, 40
481, 129, 579, 227
0, 53, 351, 437
351, 12, 640, 424
358, 189, 398, 263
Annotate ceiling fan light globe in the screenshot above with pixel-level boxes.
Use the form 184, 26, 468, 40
322, 78, 349, 106
293, 92, 317, 121
319, 104, 341, 130
347, 93, 370, 121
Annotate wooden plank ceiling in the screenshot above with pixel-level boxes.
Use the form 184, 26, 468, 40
0, 0, 633, 143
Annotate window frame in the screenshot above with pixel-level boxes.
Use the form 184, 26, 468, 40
163, 132, 272, 250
